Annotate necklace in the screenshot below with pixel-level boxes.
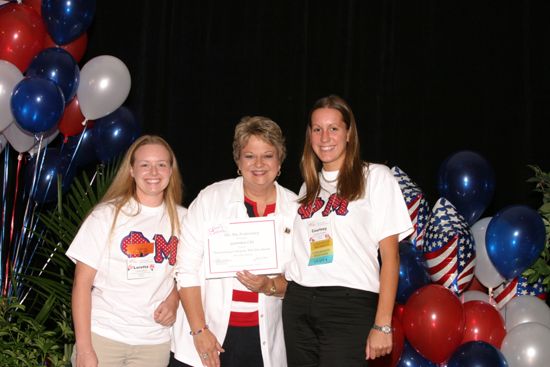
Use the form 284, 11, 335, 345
320, 170, 338, 183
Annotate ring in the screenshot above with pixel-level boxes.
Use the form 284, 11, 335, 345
201, 353, 209, 360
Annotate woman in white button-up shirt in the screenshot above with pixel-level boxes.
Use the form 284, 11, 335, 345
171, 116, 298, 367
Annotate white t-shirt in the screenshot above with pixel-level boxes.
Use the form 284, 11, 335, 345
66, 199, 186, 345
286, 163, 413, 293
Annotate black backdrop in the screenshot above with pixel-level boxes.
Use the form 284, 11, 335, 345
84, 1, 550, 211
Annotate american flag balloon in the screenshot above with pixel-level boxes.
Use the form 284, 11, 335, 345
391, 166, 430, 252
493, 275, 547, 309
423, 197, 476, 294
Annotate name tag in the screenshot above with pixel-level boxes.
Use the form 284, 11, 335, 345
307, 219, 333, 266
127, 257, 156, 280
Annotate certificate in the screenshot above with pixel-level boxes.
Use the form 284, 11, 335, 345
205, 217, 280, 279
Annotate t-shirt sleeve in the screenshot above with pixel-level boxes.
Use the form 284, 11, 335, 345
369, 165, 414, 243
65, 206, 111, 269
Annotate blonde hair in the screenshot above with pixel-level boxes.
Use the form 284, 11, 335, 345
232, 116, 287, 164
300, 95, 366, 205
101, 135, 183, 236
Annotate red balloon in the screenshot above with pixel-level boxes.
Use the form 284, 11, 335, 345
58, 97, 87, 138
402, 284, 465, 364
43, 32, 88, 63
22, 0, 42, 16
0, 4, 46, 72
369, 316, 405, 367
462, 300, 506, 348
393, 303, 406, 323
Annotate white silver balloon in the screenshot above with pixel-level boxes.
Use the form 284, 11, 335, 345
461, 290, 493, 304
501, 322, 550, 367
472, 217, 506, 288
0, 60, 24, 132
502, 295, 550, 330
3, 122, 36, 153
77, 55, 131, 120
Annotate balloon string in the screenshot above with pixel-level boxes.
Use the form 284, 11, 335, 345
63, 123, 88, 179
0, 146, 10, 292
2, 153, 23, 296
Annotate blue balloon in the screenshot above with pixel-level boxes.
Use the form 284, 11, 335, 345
396, 342, 437, 367
486, 205, 546, 279
437, 150, 495, 225
10, 77, 65, 134
92, 107, 140, 162
397, 242, 432, 304
26, 147, 75, 204
26, 48, 80, 103
62, 128, 97, 168
448, 341, 508, 367
42, 0, 96, 45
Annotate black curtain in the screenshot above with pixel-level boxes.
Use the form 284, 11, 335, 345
85, 0, 550, 211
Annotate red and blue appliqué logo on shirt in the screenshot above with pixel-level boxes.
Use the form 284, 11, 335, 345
120, 231, 178, 265
297, 194, 349, 219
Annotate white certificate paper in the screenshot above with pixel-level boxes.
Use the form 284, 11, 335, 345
205, 217, 280, 279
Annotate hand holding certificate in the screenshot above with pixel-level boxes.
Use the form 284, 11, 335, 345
205, 217, 281, 278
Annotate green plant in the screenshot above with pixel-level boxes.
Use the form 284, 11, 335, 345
0, 161, 120, 366
523, 165, 550, 290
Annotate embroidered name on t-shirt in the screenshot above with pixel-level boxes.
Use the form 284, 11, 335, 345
120, 231, 178, 265
298, 194, 349, 219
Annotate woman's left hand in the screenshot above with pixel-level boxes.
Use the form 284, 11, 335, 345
153, 288, 179, 326
365, 329, 393, 360
236, 270, 270, 293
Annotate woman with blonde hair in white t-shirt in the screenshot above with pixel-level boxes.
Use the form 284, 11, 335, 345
67, 135, 186, 367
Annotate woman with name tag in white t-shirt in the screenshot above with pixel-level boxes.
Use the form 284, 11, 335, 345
283, 95, 413, 367
67, 135, 186, 367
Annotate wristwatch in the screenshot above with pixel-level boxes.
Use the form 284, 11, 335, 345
372, 324, 392, 334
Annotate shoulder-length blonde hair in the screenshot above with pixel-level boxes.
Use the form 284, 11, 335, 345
101, 135, 183, 236
300, 95, 366, 205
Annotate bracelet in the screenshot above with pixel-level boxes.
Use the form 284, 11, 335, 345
264, 281, 277, 296
189, 324, 209, 336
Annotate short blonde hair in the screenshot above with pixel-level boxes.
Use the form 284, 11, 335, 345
232, 116, 287, 164
101, 135, 183, 236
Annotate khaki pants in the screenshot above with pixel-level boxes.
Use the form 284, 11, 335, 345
72, 332, 170, 367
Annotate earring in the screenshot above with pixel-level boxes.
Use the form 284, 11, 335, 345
237, 169, 242, 176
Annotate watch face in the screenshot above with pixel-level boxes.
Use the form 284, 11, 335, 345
381, 325, 392, 334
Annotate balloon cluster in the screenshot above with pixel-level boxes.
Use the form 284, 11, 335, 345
389, 154, 550, 366
0, 0, 140, 204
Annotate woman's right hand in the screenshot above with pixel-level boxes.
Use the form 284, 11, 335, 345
76, 349, 98, 367
193, 329, 224, 367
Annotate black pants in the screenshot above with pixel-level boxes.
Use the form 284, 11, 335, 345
282, 281, 378, 367
169, 326, 263, 367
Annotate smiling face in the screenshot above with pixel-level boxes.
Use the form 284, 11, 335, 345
130, 143, 173, 206
237, 135, 281, 194
309, 107, 349, 171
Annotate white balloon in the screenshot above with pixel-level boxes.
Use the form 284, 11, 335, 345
0, 60, 24, 132
0, 134, 7, 153
77, 55, 131, 120
502, 295, 550, 330
501, 322, 550, 367
3, 122, 36, 153
461, 290, 493, 304
472, 217, 505, 288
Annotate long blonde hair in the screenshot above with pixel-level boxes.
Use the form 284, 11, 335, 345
300, 95, 366, 205
101, 135, 183, 236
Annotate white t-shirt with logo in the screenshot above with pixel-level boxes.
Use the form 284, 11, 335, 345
66, 199, 186, 345
286, 163, 413, 293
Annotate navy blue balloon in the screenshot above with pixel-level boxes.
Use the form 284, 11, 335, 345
437, 150, 495, 225
486, 205, 546, 279
396, 342, 437, 367
397, 242, 432, 304
92, 107, 140, 162
26, 48, 80, 103
42, 0, 96, 45
10, 77, 65, 134
448, 341, 508, 367
27, 147, 76, 204
62, 128, 97, 168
